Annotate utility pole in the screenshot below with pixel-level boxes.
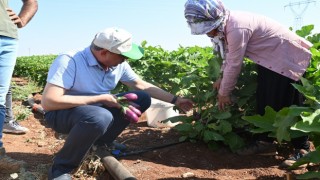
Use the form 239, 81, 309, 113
284, 0, 316, 30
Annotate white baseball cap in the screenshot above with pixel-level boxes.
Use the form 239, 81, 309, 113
93, 27, 144, 60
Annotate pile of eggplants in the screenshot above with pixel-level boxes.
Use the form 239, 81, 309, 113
117, 93, 141, 123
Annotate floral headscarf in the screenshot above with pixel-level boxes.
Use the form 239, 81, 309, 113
184, 0, 227, 35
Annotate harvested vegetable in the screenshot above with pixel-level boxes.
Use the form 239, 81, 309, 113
117, 93, 141, 123
122, 106, 139, 123
117, 93, 138, 101
128, 105, 141, 117
128, 101, 141, 109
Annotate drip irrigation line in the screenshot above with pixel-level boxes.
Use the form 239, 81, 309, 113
111, 141, 186, 158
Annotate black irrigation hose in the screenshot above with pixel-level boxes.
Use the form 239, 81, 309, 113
101, 153, 137, 180
111, 141, 186, 158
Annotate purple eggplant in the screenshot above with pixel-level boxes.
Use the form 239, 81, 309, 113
118, 93, 138, 101
123, 107, 139, 123
128, 105, 141, 117
128, 101, 141, 109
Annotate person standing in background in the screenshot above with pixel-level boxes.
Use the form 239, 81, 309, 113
3, 86, 29, 134
0, 0, 38, 173
184, 0, 312, 167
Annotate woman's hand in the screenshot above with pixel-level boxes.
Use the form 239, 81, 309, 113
217, 94, 232, 111
213, 77, 233, 110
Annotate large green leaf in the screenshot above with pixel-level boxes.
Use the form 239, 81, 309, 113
223, 132, 245, 152
216, 120, 232, 134
242, 106, 276, 133
296, 24, 314, 38
174, 123, 193, 134
212, 111, 232, 120
207, 56, 222, 79
203, 130, 224, 142
194, 122, 205, 133
292, 109, 320, 133
273, 107, 299, 142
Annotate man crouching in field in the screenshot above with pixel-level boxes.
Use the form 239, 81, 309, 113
41, 27, 193, 179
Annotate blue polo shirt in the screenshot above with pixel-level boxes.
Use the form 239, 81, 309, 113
47, 46, 139, 95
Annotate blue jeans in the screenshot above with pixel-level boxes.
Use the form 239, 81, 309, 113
5, 86, 14, 123
44, 90, 151, 177
0, 36, 18, 147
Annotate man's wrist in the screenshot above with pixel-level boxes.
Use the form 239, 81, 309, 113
170, 95, 178, 104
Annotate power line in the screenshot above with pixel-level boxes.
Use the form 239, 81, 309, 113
284, 0, 317, 30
